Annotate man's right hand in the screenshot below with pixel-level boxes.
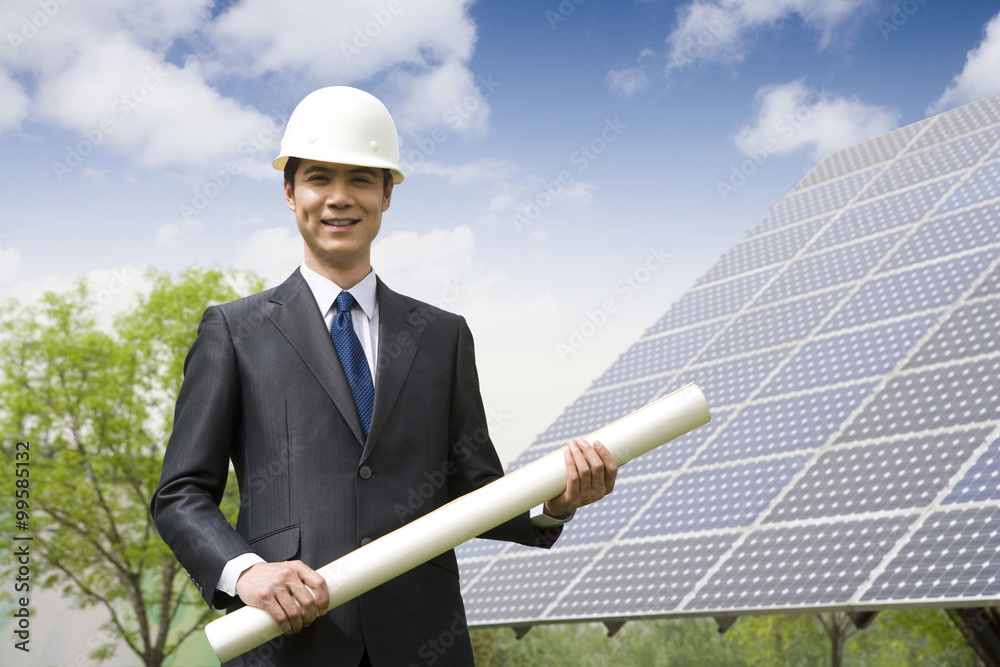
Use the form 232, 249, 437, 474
235, 561, 331, 635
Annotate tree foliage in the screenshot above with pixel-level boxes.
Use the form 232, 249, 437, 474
0, 268, 261, 667
470, 609, 980, 666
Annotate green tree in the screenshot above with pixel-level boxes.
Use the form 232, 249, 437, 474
471, 619, 746, 666
725, 613, 830, 665
0, 268, 261, 667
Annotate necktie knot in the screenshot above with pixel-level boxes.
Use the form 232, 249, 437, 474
335, 290, 356, 315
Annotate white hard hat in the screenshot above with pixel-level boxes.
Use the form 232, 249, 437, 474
273, 86, 404, 184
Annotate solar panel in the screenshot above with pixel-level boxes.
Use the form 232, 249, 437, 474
458, 93, 1000, 627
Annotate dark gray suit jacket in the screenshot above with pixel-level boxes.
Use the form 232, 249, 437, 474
151, 270, 560, 666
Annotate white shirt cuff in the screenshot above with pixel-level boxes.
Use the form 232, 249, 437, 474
217, 553, 266, 597
529, 503, 575, 527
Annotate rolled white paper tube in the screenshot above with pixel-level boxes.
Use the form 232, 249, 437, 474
206, 383, 711, 662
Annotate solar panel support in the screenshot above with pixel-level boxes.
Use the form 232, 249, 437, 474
715, 616, 738, 634
603, 620, 626, 637
848, 612, 878, 630
947, 608, 1000, 667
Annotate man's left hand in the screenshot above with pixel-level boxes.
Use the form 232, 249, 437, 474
544, 437, 618, 518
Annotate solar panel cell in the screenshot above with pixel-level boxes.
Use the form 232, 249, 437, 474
624, 456, 808, 538
792, 124, 920, 192
837, 357, 1000, 443
688, 517, 915, 610
861, 506, 1000, 602
536, 377, 668, 444
863, 126, 1000, 199
972, 262, 1000, 297
547, 479, 664, 547
618, 408, 730, 481
822, 249, 999, 332
674, 346, 793, 407
752, 169, 878, 237
647, 269, 777, 334
462, 548, 604, 623
698, 218, 828, 285
591, 321, 723, 389
944, 436, 1000, 504
767, 429, 990, 522
935, 161, 1000, 213
756, 233, 901, 305
702, 288, 849, 358
760, 314, 939, 396
548, 536, 738, 618
906, 296, 1000, 367
694, 384, 874, 465
808, 177, 960, 252
882, 201, 1000, 270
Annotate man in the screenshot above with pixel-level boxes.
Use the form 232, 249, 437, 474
151, 87, 617, 666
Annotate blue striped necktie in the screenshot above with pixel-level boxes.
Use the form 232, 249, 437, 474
330, 291, 374, 438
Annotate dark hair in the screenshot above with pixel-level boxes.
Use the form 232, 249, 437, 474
283, 156, 300, 188
283, 157, 392, 193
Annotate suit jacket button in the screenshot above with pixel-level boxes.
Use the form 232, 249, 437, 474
358, 465, 372, 479
360, 537, 372, 546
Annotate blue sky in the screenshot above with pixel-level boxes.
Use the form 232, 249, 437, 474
2, 0, 1000, 463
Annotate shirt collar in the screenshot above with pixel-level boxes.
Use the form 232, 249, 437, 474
300, 264, 378, 321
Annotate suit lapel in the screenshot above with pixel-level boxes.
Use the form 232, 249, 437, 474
363, 279, 420, 461
266, 270, 367, 446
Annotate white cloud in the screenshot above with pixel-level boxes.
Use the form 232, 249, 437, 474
0, 69, 29, 132
155, 224, 181, 247
386, 57, 492, 137
209, 0, 487, 137
665, 0, 875, 71
928, 10, 1000, 114
1, 1, 281, 173
0, 0, 210, 72
2, 261, 150, 332
607, 66, 649, 97
234, 226, 303, 288
33, 39, 279, 172
85, 263, 150, 330
734, 80, 899, 160
0, 0, 492, 172
155, 219, 202, 248
0, 243, 23, 284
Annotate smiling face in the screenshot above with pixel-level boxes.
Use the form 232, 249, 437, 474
285, 159, 393, 287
